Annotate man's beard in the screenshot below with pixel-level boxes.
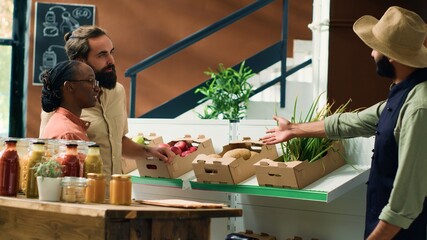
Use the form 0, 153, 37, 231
95, 64, 117, 89
375, 56, 396, 79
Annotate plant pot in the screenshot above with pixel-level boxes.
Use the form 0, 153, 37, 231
37, 176, 62, 202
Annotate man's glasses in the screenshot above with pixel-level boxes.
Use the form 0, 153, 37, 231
67, 78, 99, 88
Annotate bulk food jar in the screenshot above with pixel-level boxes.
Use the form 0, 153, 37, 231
0, 139, 20, 196
85, 173, 106, 203
61, 177, 87, 203
110, 174, 132, 205
21, 141, 46, 198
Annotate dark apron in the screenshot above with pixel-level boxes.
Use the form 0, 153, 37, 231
365, 69, 427, 239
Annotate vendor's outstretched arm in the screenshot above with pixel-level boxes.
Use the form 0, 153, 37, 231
261, 115, 326, 144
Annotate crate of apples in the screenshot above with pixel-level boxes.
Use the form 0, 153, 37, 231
159, 140, 198, 157
137, 134, 215, 178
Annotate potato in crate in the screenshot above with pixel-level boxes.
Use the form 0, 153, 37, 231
192, 137, 278, 184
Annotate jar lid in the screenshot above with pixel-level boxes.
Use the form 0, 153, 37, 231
87, 173, 105, 179
111, 174, 130, 180
62, 177, 87, 185
65, 143, 78, 148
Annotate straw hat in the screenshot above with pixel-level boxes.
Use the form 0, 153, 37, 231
353, 6, 427, 68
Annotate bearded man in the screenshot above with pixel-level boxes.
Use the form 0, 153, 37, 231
262, 6, 427, 240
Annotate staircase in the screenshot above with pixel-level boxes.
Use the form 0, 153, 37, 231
125, 0, 315, 120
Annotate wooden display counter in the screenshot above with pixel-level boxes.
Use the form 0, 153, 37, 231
0, 196, 242, 239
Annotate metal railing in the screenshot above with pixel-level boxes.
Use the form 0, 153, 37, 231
125, 0, 311, 118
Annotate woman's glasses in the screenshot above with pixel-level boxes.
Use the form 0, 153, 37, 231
67, 78, 99, 88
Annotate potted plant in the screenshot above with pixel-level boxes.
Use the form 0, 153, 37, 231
195, 61, 255, 121
33, 157, 63, 201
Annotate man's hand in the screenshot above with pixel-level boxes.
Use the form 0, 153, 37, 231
367, 220, 401, 240
145, 145, 175, 164
122, 136, 175, 164
260, 115, 327, 145
261, 115, 294, 144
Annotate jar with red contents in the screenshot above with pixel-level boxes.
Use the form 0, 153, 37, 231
57, 143, 80, 177
0, 139, 20, 196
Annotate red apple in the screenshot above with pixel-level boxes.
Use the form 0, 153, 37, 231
188, 146, 198, 153
157, 143, 170, 148
170, 146, 182, 155
174, 141, 188, 151
180, 150, 192, 157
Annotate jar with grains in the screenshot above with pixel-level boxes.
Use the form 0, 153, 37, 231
0, 140, 20, 197
85, 173, 106, 203
83, 144, 103, 178
61, 177, 87, 203
57, 143, 80, 177
109, 174, 132, 205
23, 141, 46, 198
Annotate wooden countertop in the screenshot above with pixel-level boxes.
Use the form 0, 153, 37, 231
0, 196, 242, 220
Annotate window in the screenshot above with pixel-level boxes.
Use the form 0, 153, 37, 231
0, 0, 14, 136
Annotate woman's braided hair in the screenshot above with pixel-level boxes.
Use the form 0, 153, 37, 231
41, 60, 81, 112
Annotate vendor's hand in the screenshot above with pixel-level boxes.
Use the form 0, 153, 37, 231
261, 115, 294, 144
146, 146, 176, 164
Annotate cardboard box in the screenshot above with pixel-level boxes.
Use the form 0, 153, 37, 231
192, 137, 278, 184
136, 134, 215, 178
254, 141, 345, 189
122, 133, 164, 174
227, 230, 276, 240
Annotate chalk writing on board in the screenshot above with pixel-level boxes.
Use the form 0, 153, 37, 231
33, 3, 95, 85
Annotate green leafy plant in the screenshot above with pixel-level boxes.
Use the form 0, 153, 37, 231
278, 93, 351, 163
195, 61, 255, 120
32, 157, 63, 178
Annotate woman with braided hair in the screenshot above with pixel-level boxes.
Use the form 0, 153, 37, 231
40, 60, 100, 140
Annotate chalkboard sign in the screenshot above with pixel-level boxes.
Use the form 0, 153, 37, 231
32, 2, 95, 85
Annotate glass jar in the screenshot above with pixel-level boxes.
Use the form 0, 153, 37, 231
109, 174, 132, 205
61, 177, 87, 203
57, 143, 80, 177
44, 139, 61, 158
85, 173, 106, 203
0, 140, 20, 196
23, 141, 46, 198
83, 144, 103, 178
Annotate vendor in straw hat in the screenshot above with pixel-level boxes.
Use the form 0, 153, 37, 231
261, 6, 427, 239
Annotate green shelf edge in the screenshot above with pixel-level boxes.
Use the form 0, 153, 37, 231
131, 176, 183, 188
131, 176, 328, 202
190, 181, 328, 202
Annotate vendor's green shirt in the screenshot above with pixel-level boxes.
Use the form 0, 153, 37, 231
324, 80, 427, 229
